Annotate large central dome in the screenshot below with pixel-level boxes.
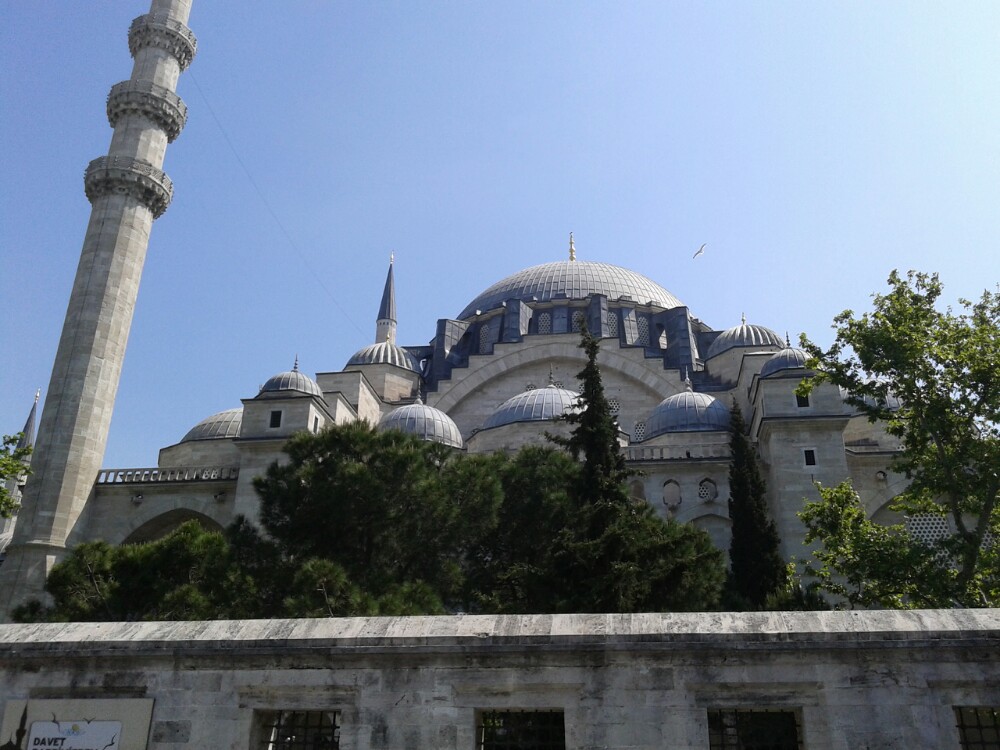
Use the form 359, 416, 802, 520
458, 260, 684, 320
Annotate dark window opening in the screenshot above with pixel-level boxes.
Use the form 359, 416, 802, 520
313, 416, 319, 433
708, 709, 802, 750
269, 410, 282, 429
804, 449, 817, 466
796, 393, 810, 408
257, 710, 340, 750
955, 707, 1000, 749
477, 710, 565, 750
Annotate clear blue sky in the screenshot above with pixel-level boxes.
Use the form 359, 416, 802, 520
2, 2, 999, 468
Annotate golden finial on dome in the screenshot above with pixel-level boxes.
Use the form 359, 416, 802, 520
569, 232, 576, 262
293, 354, 299, 372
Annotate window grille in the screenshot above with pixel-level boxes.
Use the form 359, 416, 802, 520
608, 397, 620, 414
525, 383, 536, 391
479, 324, 492, 354
698, 479, 717, 502
708, 709, 802, 750
955, 706, 1000, 749
636, 315, 650, 346
477, 710, 565, 750
608, 310, 619, 338
906, 513, 951, 547
269, 410, 282, 429
571, 310, 586, 332
634, 421, 646, 441
537, 312, 552, 335
552, 381, 564, 389
257, 710, 340, 750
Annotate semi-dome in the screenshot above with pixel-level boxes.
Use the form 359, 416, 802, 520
705, 319, 784, 359
645, 391, 729, 438
760, 347, 810, 378
483, 384, 581, 430
259, 367, 323, 398
378, 401, 463, 448
458, 260, 684, 320
346, 341, 421, 372
181, 407, 243, 442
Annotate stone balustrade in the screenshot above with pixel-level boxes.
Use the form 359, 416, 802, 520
84, 155, 174, 217
96, 466, 239, 485
624, 443, 729, 462
107, 79, 188, 141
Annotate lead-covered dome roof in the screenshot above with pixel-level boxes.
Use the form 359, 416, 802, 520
458, 260, 684, 319
346, 342, 420, 372
378, 401, 464, 448
645, 391, 729, 438
483, 384, 581, 430
705, 320, 784, 359
259, 367, 323, 398
182, 407, 243, 442
760, 347, 810, 378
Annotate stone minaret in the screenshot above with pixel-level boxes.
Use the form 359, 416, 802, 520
0, 1, 196, 618
375, 255, 397, 345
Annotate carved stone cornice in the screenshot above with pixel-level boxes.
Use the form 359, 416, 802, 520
107, 80, 188, 142
84, 156, 173, 218
128, 13, 197, 71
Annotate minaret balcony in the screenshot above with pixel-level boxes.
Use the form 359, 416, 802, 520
128, 12, 197, 70
107, 80, 188, 142
84, 156, 174, 218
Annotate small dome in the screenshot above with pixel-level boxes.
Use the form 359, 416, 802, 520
760, 347, 810, 378
483, 385, 580, 430
705, 320, 784, 359
346, 342, 420, 372
378, 401, 464, 448
646, 391, 729, 438
182, 407, 243, 442
260, 368, 323, 398
459, 260, 684, 319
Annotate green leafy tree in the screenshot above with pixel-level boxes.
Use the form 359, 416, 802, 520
551, 327, 725, 612
254, 421, 502, 609
800, 271, 1000, 607
726, 405, 785, 608
14, 521, 234, 622
1, 433, 33, 518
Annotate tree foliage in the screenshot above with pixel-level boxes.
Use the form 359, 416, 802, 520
1, 433, 33, 518
549, 327, 725, 613
23, 332, 727, 620
726, 405, 785, 608
800, 271, 1000, 607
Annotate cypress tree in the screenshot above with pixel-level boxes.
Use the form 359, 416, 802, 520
727, 403, 785, 608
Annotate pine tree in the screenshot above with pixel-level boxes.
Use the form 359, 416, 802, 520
727, 403, 785, 608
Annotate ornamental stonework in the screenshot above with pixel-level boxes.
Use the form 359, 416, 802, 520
107, 80, 188, 142
128, 13, 197, 70
84, 156, 173, 218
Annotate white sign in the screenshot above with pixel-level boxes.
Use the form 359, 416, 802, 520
27, 721, 122, 750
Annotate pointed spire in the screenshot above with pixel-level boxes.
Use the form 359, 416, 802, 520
548, 364, 555, 386
741, 312, 747, 325
376, 256, 397, 345
684, 367, 692, 392
785, 331, 791, 347
568, 232, 576, 262
16, 391, 39, 452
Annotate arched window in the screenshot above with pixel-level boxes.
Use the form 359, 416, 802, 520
698, 478, 718, 503
629, 480, 646, 501
663, 480, 681, 510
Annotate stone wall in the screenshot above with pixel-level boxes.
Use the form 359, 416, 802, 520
0, 610, 996, 749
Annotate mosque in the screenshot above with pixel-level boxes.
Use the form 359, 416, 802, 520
0, 0, 906, 615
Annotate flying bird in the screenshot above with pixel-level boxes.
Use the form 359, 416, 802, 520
692, 243, 706, 259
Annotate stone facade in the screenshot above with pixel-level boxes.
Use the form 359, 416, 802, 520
0, 610, 997, 749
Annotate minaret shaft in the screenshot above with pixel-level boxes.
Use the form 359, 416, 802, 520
0, 0, 196, 619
